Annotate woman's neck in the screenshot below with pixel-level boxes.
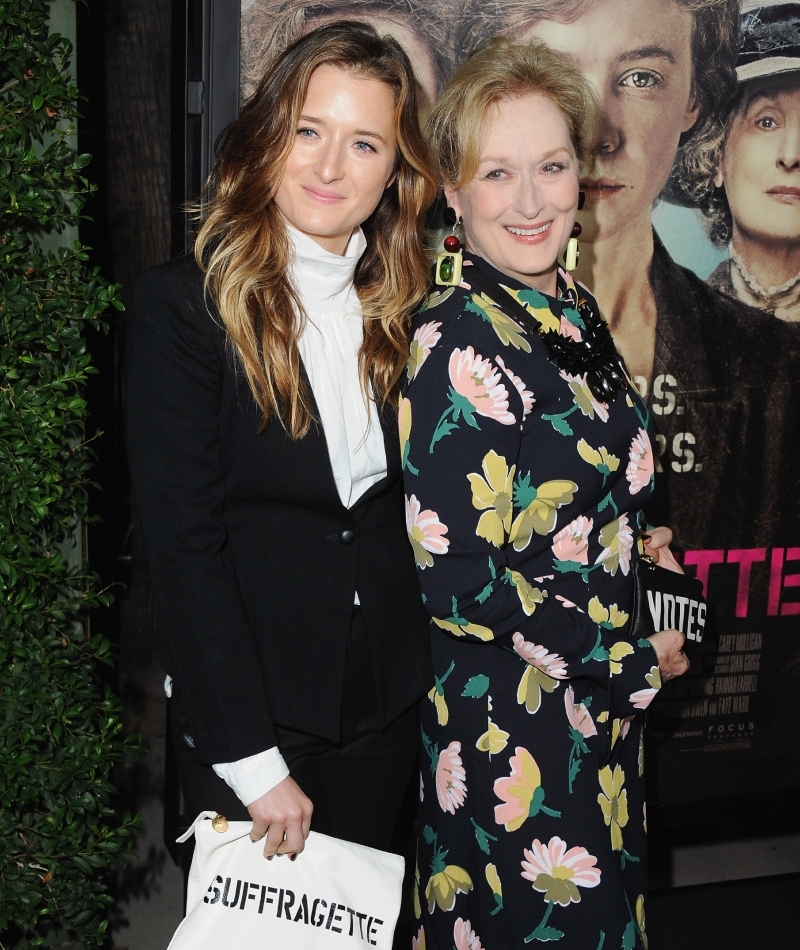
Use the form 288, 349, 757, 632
731, 229, 800, 291
573, 224, 658, 390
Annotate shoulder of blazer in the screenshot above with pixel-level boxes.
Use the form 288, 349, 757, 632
133, 254, 227, 344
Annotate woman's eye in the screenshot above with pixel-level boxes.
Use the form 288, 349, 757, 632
755, 115, 778, 130
542, 162, 567, 174
297, 127, 317, 139
354, 140, 377, 153
483, 168, 507, 181
619, 70, 661, 90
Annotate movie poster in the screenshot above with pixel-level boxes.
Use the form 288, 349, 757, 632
239, 0, 800, 812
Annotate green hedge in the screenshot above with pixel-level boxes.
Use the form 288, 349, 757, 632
0, 2, 140, 946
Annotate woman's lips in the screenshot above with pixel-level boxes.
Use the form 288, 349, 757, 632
580, 178, 625, 200
503, 221, 552, 244
302, 185, 344, 203
767, 186, 800, 202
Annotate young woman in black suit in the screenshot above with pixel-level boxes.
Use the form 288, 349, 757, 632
125, 21, 436, 859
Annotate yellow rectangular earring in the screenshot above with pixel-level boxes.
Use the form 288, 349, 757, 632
564, 221, 581, 272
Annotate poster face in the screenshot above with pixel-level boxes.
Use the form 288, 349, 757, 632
239, 0, 800, 812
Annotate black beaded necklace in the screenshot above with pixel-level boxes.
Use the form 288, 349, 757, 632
468, 254, 629, 403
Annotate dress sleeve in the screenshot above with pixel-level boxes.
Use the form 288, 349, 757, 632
402, 292, 660, 721
125, 265, 278, 763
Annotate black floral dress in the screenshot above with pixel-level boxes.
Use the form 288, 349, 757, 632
401, 254, 661, 950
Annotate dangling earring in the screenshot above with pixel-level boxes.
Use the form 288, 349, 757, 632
435, 217, 463, 286
577, 190, 586, 211
564, 221, 581, 272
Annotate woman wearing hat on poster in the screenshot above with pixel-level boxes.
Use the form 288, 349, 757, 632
681, 0, 800, 322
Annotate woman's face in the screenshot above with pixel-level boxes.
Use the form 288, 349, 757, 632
716, 80, 800, 247
274, 64, 398, 255
446, 93, 580, 293
517, 0, 698, 244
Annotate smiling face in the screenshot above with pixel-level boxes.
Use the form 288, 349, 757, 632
518, 0, 698, 244
716, 77, 800, 248
446, 93, 580, 294
273, 63, 398, 254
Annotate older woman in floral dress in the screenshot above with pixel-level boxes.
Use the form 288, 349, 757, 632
402, 37, 687, 949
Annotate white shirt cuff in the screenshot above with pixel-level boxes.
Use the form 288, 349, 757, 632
212, 747, 291, 807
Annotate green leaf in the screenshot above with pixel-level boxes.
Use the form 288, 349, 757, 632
462, 674, 490, 698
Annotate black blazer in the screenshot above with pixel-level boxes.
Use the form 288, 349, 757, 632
125, 256, 432, 765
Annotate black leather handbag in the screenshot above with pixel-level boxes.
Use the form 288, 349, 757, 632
630, 555, 707, 652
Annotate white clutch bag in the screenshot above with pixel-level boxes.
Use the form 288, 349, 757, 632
166, 811, 405, 950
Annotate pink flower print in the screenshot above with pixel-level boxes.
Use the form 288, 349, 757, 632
551, 515, 593, 565
496, 355, 535, 420
454, 918, 484, 950
559, 315, 582, 342
436, 741, 467, 814
449, 347, 516, 424
626, 428, 654, 494
521, 836, 601, 905
405, 494, 449, 569
564, 686, 597, 738
419, 770, 424, 802
630, 687, 658, 710
555, 595, 578, 608
412, 925, 425, 950
512, 633, 568, 679
407, 320, 442, 380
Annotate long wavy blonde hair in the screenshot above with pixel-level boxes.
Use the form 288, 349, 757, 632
195, 21, 437, 438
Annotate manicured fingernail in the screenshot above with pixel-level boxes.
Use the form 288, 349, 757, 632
290, 854, 297, 862
266, 855, 273, 861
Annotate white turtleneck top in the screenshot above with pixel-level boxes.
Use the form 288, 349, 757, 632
211, 225, 388, 807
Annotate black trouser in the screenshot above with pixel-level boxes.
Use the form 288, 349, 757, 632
169, 606, 420, 852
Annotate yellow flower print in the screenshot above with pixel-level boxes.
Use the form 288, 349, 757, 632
428, 689, 448, 726
587, 597, 629, 629
399, 397, 418, 475
596, 710, 609, 724
562, 372, 610, 422
427, 660, 454, 726
609, 641, 635, 675
468, 450, 516, 548
636, 894, 649, 949
425, 865, 473, 913
577, 438, 620, 484
630, 666, 663, 710
476, 718, 509, 755
419, 287, 455, 312
485, 863, 504, 915
506, 569, 545, 616
465, 292, 532, 351
433, 599, 494, 642
509, 471, 577, 551
610, 716, 633, 750
595, 514, 634, 577
413, 862, 421, 919
517, 665, 559, 715
598, 764, 629, 851
503, 286, 561, 334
